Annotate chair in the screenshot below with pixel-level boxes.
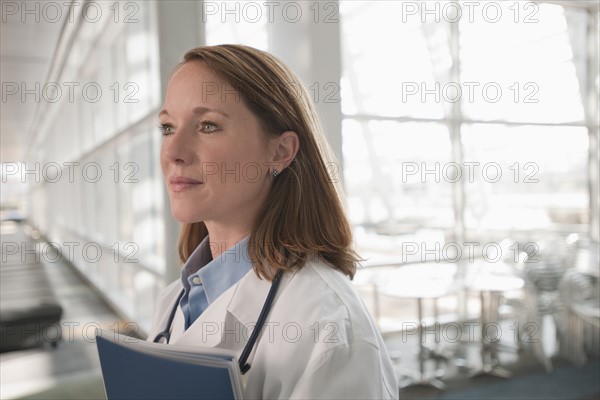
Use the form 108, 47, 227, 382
524, 253, 568, 368
497, 238, 570, 372
558, 269, 600, 366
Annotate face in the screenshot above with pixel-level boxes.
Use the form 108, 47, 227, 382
159, 61, 275, 229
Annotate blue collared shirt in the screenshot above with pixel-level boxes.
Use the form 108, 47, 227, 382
179, 236, 253, 330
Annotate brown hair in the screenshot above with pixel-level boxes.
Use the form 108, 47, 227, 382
175, 44, 357, 280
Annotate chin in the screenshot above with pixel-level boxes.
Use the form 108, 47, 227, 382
170, 206, 204, 224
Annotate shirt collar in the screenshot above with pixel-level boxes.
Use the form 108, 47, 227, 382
181, 235, 253, 303
180, 235, 212, 293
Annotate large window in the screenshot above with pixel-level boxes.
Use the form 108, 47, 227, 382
462, 124, 589, 233
26, 1, 163, 330
343, 120, 454, 230
340, 1, 598, 255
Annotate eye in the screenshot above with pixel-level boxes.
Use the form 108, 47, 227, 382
158, 123, 175, 136
199, 121, 220, 134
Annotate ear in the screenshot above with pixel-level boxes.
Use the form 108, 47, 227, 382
271, 131, 299, 172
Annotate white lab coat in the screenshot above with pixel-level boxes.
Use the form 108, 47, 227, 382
148, 257, 399, 399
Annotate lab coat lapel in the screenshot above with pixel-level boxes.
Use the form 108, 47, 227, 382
227, 271, 272, 327
173, 270, 270, 349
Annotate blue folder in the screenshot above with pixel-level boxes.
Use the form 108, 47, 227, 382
96, 331, 244, 399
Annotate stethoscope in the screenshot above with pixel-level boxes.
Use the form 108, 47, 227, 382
153, 270, 283, 375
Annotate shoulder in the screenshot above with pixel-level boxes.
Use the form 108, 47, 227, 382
282, 258, 380, 344
244, 258, 398, 399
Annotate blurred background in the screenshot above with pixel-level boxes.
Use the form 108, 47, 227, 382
1, 0, 598, 399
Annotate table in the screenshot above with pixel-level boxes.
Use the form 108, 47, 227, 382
376, 264, 457, 389
466, 272, 524, 378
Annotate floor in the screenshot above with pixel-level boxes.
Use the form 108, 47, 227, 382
1, 222, 124, 399
0, 221, 597, 399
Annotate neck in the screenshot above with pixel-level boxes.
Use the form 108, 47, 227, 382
204, 221, 251, 259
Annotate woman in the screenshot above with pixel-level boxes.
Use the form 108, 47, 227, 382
149, 44, 398, 399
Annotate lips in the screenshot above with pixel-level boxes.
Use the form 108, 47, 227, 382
169, 176, 203, 193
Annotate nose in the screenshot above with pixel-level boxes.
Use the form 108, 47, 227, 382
161, 127, 194, 165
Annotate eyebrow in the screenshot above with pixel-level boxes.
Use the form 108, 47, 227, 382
159, 107, 230, 118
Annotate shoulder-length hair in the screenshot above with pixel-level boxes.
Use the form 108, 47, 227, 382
175, 44, 357, 280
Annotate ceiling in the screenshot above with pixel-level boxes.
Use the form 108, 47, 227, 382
1, 0, 64, 163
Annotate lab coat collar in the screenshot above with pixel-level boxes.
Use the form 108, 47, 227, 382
175, 265, 293, 349
173, 269, 263, 348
